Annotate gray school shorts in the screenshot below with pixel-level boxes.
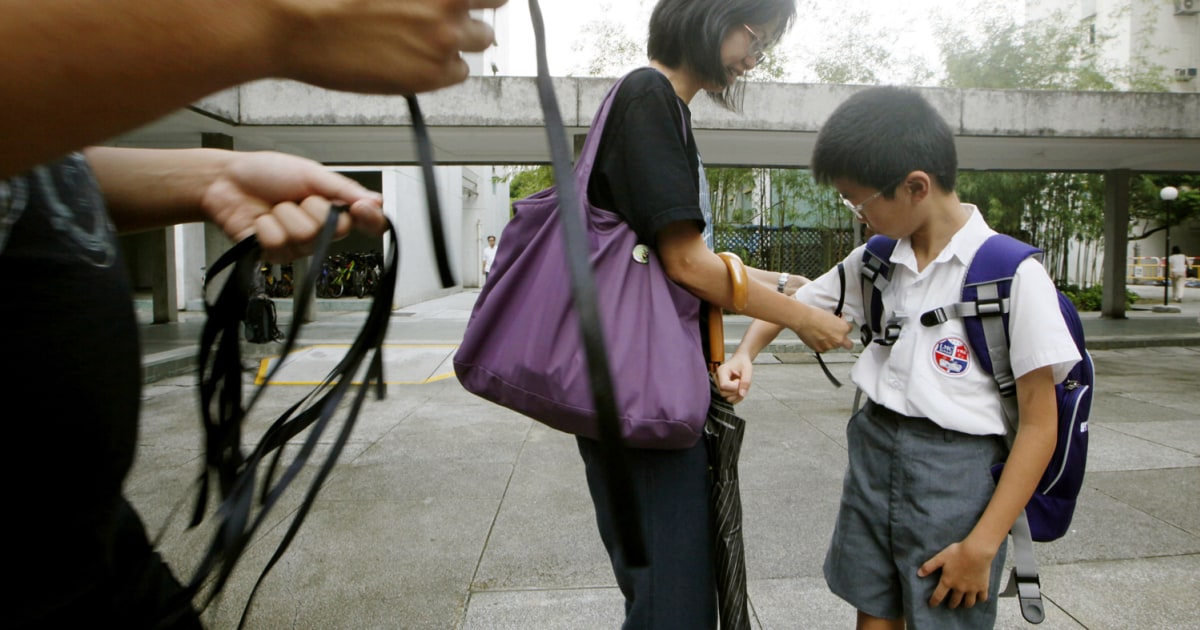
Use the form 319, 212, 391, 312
824, 400, 1009, 629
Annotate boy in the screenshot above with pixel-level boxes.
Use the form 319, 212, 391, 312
717, 86, 1081, 629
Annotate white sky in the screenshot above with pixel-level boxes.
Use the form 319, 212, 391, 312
502, 0, 1015, 83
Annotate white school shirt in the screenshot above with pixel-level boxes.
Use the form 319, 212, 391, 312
795, 206, 1081, 436
483, 244, 498, 273
1169, 253, 1187, 276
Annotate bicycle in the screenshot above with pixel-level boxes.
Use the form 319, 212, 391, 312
351, 251, 382, 298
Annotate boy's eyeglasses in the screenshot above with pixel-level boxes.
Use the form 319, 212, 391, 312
743, 24, 767, 64
840, 179, 904, 220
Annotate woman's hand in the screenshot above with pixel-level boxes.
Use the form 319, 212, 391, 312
275, 0, 509, 94
87, 147, 385, 263
716, 355, 755, 404
792, 306, 853, 353
200, 151, 385, 262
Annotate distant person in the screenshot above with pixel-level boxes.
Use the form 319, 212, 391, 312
482, 234, 498, 283
718, 86, 1081, 629
0, 0, 506, 626
1168, 245, 1188, 303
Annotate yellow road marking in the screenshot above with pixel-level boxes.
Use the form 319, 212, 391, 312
253, 344, 458, 386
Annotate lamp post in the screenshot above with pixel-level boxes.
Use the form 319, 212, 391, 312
1160, 186, 1179, 306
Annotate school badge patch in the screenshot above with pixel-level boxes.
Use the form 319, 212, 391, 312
932, 336, 971, 377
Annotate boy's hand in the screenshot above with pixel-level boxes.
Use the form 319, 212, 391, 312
716, 356, 754, 403
917, 538, 997, 609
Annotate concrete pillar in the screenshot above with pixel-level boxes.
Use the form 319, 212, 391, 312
149, 228, 178, 323
573, 133, 586, 162
294, 258, 315, 323
1102, 170, 1131, 319
141, 134, 239, 324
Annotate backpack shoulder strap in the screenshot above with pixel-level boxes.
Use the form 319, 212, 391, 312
860, 235, 899, 346
918, 234, 1042, 434
931, 233, 1052, 626
920, 234, 1041, 375
963, 234, 1042, 383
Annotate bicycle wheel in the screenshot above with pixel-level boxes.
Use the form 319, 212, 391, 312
364, 267, 380, 296
354, 270, 367, 299
316, 271, 331, 298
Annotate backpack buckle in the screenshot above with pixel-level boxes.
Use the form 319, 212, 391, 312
880, 318, 903, 346
995, 370, 1017, 397
863, 316, 904, 347
920, 308, 947, 327
976, 295, 1005, 317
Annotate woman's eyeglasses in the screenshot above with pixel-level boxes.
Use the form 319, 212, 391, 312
743, 24, 767, 64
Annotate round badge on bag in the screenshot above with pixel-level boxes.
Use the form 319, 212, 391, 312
632, 244, 650, 264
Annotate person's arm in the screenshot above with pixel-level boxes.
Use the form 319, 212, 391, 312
746, 267, 807, 296
714, 318, 785, 403
0, 0, 506, 178
655, 222, 852, 353
917, 366, 1058, 609
85, 147, 385, 262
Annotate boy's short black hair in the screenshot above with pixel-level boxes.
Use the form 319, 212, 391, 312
811, 86, 958, 194
647, 0, 795, 111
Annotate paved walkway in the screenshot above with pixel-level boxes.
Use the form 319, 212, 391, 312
127, 288, 1199, 628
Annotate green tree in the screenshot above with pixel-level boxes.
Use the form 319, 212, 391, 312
772, 168, 855, 270
502, 165, 554, 210
938, 11, 1113, 91
705, 167, 757, 224
570, 2, 650, 77
1128, 175, 1200, 242
936, 4, 1171, 288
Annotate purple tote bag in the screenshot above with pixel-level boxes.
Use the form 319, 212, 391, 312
454, 74, 709, 449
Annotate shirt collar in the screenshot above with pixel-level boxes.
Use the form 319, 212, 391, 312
890, 203, 994, 272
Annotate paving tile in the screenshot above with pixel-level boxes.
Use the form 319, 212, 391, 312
1038, 556, 1200, 630
462, 588, 625, 629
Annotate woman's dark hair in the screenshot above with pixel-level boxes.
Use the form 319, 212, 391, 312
647, 0, 796, 111
811, 86, 959, 194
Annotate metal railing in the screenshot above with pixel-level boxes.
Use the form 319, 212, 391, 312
1127, 256, 1198, 284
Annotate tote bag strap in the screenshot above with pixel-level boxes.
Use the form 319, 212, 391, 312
528, 0, 648, 568
571, 76, 626, 183
573, 69, 689, 192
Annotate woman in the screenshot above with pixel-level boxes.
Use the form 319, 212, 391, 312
576, 0, 853, 626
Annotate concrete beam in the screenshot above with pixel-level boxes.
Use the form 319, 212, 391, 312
119, 77, 1200, 172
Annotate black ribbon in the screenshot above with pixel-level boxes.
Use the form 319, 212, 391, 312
178, 94, 454, 627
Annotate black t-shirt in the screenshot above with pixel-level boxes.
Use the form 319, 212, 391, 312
585, 68, 712, 352
1, 154, 143, 615
587, 67, 706, 246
